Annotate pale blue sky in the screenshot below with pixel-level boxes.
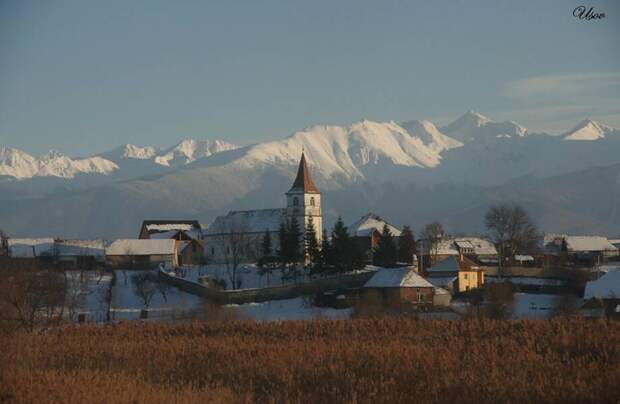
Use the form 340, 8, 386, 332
1, 0, 619, 156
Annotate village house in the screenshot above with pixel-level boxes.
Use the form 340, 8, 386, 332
138, 220, 203, 240
425, 255, 485, 294
54, 239, 106, 268
348, 213, 402, 263
203, 153, 322, 264
544, 234, 618, 265
363, 266, 438, 306
582, 270, 620, 318
7, 238, 55, 259
420, 237, 498, 268
177, 239, 205, 265
105, 239, 178, 269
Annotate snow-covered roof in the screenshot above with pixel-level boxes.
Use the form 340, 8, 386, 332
349, 213, 402, 237
8, 238, 55, 257
426, 276, 457, 287
55, 239, 105, 257
544, 234, 618, 252
565, 236, 617, 252
146, 223, 195, 232
584, 270, 620, 299
451, 237, 497, 255
427, 256, 479, 273
364, 267, 434, 288
106, 239, 177, 256
515, 254, 534, 262
205, 209, 285, 235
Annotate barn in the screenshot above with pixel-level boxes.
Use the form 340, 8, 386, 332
105, 239, 178, 269
363, 266, 436, 306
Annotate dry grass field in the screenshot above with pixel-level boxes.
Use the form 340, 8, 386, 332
1, 318, 619, 404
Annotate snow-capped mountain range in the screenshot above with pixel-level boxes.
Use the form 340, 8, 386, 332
1, 111, 617, 181
1, 110, 619, 239
0, 138, 238, 179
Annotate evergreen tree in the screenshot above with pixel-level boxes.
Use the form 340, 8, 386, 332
398, 225, 416, 264
304, 217, 320, 265
261, 230, 272, 257
319, 228, 331, 272
373, 224, 398, 267
331, 216, 352, 273
258, 229, 274, 284
287, 216, 302, 266
277, 221, 288, 267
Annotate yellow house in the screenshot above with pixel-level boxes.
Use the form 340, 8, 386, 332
425, 255, 484, 293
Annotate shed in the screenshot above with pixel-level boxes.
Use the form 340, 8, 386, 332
363, 266, 435, 305
105, 239, 178, 269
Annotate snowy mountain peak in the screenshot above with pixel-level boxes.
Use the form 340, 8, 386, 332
0, 147, 118, 179
400, 119, 463, 153
441, 110, 528, 142
154, 138, 239, 166
122, 144, 157, 159
562, 119, 613, 141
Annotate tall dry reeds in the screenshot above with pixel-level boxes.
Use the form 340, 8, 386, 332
1, 318, 619, 403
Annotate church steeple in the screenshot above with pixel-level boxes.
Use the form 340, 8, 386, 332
288, 152, 319, 194
285, 152, 322, 247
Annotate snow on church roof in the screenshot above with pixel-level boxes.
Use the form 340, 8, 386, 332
349, 213, 402, 237
364, 267, 434, 288
205, 209, 286, 235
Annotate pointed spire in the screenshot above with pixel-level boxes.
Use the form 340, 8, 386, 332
288, 152, 319, 194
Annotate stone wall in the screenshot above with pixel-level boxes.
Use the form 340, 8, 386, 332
159, 268, 377, 305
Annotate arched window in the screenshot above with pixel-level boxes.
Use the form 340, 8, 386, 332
293, 197, 299, 206
310, 197, 315, 207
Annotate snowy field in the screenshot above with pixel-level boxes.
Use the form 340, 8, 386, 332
110, 270, 204, 321
226, 297, 353, 321
451, 293, 568, 319
512, 293, 559, 319
485, 276, 566, 287
174, 264, 374, 290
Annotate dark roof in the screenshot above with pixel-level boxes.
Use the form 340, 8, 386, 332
288, 152, 319, 194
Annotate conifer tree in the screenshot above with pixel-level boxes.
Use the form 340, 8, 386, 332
287, 216, 302, 267
331, 216, 352, 273
398, 225, 416, 264
277, 221, 288, 267
261, 230, 272, 258
319, 228, 331, 272
304, 217, 320, 265
373, 224, 398, 267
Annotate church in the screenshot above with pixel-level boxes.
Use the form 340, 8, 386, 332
204, 152, 322, 263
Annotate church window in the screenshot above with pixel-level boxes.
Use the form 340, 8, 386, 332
310, 197, 315, 206
293, 197, 299, 206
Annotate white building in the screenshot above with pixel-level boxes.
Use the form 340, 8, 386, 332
204, 153, 322, 263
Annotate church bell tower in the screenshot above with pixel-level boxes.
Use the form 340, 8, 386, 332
285, 152, 322, 243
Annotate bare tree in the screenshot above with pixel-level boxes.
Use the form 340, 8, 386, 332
0, 260, 66, 331
131, 272, 157, 310
485, 204, 539, 276
0, 228, 8, 256
214, 217, 251, 290
421, 222, 445, 265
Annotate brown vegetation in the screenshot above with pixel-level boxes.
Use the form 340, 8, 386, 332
1, 318, 619, 403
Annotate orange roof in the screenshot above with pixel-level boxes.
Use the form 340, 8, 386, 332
288, 152, 319, 194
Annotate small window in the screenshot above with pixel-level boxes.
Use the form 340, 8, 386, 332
293, 197, 299, 206
310, 197, 315, 206
464, 273, 468, 280
211, 247, 215, 255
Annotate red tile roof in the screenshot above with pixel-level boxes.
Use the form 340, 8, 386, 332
288, 152, 319, 193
